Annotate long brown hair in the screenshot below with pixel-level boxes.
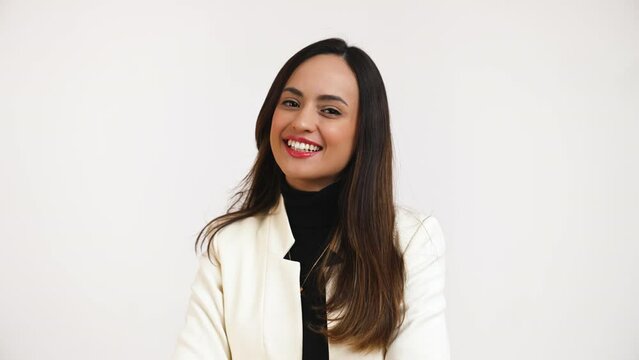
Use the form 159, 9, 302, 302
195, 38, 405, 354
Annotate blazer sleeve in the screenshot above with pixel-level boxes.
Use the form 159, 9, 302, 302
385, 215, 450, 360
171, 247, 232, 360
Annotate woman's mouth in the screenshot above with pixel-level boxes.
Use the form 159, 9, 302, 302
283, 139, 322, 158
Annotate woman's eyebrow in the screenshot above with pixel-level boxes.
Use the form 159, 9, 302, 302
282, 86, 349, 107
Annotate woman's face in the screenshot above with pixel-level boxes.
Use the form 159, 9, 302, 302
270, 54, 359, 192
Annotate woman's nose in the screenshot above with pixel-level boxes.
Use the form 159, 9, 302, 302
291, 105, 316, 132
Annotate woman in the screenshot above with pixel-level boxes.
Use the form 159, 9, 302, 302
172, 38, 450, 359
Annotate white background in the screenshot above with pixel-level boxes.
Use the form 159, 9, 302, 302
1, 0, 638, 359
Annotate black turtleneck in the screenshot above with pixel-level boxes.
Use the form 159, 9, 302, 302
280, 174, 343, 360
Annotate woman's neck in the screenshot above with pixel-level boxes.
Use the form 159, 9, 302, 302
279, 174, 342, 228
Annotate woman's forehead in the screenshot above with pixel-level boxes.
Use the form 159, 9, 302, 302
284, 55, 358, 104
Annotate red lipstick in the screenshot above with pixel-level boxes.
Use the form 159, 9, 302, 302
285, 144, 317, 158
282, 136, 323, 159
285, 135, 323, 148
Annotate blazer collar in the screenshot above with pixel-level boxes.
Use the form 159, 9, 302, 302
267, 194, 296, 258
261, 194, 346, 358
261, 194, 303, 359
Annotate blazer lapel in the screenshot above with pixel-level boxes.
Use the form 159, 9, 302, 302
259, 195, 379, 359
261, 194, 303, 359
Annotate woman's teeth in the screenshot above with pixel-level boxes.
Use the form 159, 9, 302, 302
287, 139, 321, 152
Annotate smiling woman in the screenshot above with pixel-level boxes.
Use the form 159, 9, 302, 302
270, 54, 359, 191
172, 38, 450, 360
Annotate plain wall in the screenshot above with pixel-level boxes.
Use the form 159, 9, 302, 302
1, 0, 637, 359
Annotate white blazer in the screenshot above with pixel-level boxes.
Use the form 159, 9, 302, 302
172, 194, 450, 359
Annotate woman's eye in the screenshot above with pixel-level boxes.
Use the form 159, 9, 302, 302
322, 108, 341, 116
282, 100, 299, 107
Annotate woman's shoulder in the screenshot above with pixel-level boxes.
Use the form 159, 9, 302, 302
215, 213, 264, 237
394, 204, 446, 257
207, 212, 269, 257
